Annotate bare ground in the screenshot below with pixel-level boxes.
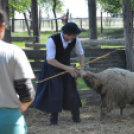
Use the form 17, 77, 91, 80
23, 102, 134, 134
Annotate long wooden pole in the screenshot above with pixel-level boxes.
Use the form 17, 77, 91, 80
37, 50, 117, 84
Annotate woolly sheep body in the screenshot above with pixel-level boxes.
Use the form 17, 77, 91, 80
82, 68, 134, 120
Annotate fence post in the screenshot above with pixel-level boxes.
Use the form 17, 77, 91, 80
65, 9, 69, 24
23, 19, 25, 31
51, 20, 53, 30
80, 18, 82, 30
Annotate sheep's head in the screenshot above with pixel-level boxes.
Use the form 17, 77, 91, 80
82, 71, 96, 89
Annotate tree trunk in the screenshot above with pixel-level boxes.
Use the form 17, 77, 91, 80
88, 0, 97, 39
24, 13, 31, 36
122, 0, 133, 71
11, 7, 15, 32
39, 10, 41, 31
53, 0, 58, 33
29, 11, 33, 30
31, 0, 40, 43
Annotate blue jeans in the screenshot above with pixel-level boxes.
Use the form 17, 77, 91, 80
0, 108, 27, 134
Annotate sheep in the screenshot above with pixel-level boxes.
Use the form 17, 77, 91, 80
78, 68, 134, 120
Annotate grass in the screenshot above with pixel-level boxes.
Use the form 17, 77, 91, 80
11, 31, 57, 47
81, 99, 87, 105
76, 78, 89, 90
12, 42, 26, 48
11, 27, 129, 48
97, 27, 124, 36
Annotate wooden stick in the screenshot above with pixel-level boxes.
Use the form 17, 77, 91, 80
37, 50, 117, 83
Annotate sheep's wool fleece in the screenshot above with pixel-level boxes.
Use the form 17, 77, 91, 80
95, 68, 134, 103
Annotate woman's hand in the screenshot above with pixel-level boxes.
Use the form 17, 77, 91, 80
79, 69, 86, 78
20, 100, 33, 112
20, 103, 29, 112
65, 66, 78, 77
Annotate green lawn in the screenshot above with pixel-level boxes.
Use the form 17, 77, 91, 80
76, 78, 89, 90
11, 27, 131, 48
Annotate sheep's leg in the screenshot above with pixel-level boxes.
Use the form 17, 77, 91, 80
118, 103, 126, 116
119, 105, 125, 116
100, 102, 107, 121
119, 108, 124, 116
100, 94, 107, 121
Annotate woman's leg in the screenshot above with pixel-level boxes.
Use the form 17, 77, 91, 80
0, 108, 27, 134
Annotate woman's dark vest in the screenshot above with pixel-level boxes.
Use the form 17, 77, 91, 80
51, 33, 76, 65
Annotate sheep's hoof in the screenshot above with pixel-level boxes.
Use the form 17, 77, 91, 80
119, 108, 124, 116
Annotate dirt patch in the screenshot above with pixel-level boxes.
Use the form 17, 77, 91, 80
23, 102, 134, 134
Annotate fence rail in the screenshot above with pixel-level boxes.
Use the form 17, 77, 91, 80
25, 39, 134, 47
10, 16, 127, 32
23, 37, 128, 100
12, 37, 36, 42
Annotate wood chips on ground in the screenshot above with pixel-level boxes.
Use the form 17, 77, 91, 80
23, 102, 134, 134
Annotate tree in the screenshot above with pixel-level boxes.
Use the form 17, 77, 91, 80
122, 0, 133, 71
97, 0, 134, 14
9, 0, 31, 16
39, 0, 64, 32
98, 0, 134, 70
31, 0, 39, 42
97, 0, 122, 14
8, 0, 32, 32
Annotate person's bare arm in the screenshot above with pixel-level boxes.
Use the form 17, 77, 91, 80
78, 54, 86, 77
20, 99, 34, 112
78, 54, 84, 70
47, 59, 77, 77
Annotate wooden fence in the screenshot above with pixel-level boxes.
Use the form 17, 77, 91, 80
23, 39, 126, 101
12, 37, 36, 42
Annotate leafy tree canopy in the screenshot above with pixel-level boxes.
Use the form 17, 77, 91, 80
39, 0, 64, 14
9, 0, 64, 18
97, 0, 134, 15
9, 0, 31, 13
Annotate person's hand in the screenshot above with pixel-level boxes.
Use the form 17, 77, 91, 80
66, 66, 77, 77
20, 101, 33, 112
79, 69, 86, 78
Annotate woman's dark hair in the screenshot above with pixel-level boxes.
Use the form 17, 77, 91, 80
0, 10, 6, 27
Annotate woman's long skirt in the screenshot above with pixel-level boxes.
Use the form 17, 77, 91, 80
34, 62, 82, 113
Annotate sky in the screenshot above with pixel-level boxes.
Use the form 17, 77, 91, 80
15, 0, 104, 19
62, 0, 88, 18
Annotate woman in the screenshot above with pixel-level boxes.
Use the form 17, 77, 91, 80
0, 10, 35, 134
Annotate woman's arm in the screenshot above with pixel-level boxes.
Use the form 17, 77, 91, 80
47, 59, 77, 77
